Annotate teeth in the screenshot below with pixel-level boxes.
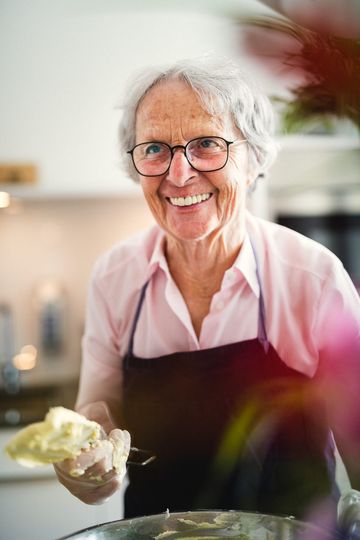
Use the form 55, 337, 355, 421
169, 193, 211, 207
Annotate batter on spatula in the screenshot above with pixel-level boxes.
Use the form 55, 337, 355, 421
4, 406, 130, 478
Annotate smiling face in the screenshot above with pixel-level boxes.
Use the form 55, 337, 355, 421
134, 78, 254, 245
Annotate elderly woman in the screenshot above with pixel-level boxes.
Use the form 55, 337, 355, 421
55, 56, 360, 521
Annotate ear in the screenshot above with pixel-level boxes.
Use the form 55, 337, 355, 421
246, 160, 261, 188
244, 142, 262, 188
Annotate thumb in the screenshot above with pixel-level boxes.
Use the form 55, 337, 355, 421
77, 401, 116, 434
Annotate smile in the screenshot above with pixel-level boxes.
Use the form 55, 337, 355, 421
167, 193, 212, 207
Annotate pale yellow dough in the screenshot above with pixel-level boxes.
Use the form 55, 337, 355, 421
4, 407, 129, 476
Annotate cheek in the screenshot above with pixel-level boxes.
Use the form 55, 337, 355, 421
216, 168, 246, 216
141, 181, 165, 218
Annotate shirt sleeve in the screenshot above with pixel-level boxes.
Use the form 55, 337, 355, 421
313, 257, 360, 353
313, 258, 360, 483
76, 270, 123, 415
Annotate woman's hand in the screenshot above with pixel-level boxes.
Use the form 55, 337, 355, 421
54, 401, 130, 505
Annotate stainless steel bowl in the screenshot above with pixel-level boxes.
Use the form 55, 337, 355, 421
58, 510, 335, 539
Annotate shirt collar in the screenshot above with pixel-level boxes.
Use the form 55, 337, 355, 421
145, 226, 260, 298
230, 232, 260, 298
145, 229, 169, 282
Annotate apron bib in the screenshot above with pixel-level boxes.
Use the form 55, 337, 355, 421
121, 241, 339, 519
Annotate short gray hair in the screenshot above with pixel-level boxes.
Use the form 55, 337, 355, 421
118, 55, 278, 183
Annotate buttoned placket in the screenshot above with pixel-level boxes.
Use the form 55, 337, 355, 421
159, 261, 200, 349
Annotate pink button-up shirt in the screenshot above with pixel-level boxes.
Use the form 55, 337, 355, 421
76, 211, 360, 410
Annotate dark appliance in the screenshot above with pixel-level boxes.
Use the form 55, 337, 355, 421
277, 212, 360, 293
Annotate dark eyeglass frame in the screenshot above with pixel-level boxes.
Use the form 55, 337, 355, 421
127, 136, 247, 177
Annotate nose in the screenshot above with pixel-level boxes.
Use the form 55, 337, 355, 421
165, 147, 196, 186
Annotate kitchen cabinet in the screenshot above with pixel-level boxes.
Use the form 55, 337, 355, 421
0, 380, 78, 428
0, 428, 127, 540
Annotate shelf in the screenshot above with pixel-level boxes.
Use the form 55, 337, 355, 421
269, 134, 360, 197
275, 134, 360, 151
0, 183, 142, 201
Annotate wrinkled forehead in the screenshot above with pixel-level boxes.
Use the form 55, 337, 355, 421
137, 79, 211, 123
135, 78, 234, 141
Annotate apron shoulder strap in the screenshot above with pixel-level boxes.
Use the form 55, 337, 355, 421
248, 235, 270, 354
126, 279, 151, 359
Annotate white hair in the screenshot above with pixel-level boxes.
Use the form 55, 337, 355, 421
118, 55, 278, 184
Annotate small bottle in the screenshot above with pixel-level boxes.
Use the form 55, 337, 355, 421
0, 303, 20, 394
35, 280, 66, 356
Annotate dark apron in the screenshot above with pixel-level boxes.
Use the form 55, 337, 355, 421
122, 240, 339, 520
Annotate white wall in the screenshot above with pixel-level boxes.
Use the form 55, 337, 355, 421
0, 1, 254, 197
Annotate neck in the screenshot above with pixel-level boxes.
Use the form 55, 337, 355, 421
165, 216, 245, 296
164, 215, 246, 338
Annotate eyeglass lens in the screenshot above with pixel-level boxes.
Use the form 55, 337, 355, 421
131, 137, 230, 176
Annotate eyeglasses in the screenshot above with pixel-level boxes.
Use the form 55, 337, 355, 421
127, 136, 247, 177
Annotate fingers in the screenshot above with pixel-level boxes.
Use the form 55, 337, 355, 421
79, 476, 122, 505
109, 428, 131, 453
56, 440, 114, 478
109, 429, 131, 479
55, 463, 122, 505
54, 437, 124, 505
52, 411, 131, 506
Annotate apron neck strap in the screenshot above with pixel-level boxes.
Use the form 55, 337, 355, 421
248, 235, 270, 354
127, 279, 150, 359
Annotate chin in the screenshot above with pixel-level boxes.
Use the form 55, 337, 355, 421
167, 223, 215, 242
